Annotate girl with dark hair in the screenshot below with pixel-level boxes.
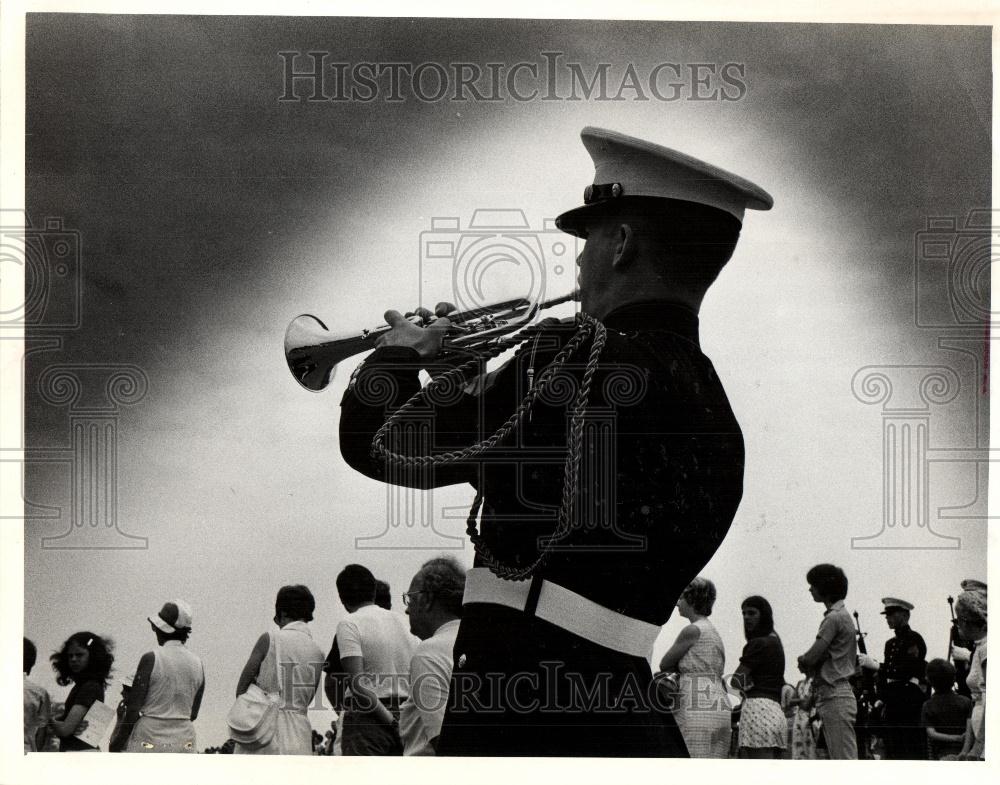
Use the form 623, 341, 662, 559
234, 585, 324, 755
658, 577, 732, 758
730, 596, 787, 758
111, 600, 205, 753
49, 632, 114, 751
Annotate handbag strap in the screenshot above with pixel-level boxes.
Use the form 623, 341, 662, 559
272, 629, 283, 699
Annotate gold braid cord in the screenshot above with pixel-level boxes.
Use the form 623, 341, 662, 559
370, 313, 608, 580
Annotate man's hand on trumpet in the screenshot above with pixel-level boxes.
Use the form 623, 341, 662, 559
376, 302, 456, 360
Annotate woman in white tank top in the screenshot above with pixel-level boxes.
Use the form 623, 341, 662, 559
234, 585, 325, 755
112, 600, 205, 753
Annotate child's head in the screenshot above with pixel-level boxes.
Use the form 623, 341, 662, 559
50, 632, 114, 687
926, 658, 957, 694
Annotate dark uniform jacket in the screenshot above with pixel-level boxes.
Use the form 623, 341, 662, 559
340, 300, 745, 756
877, 624, 929, 760
879, 625, 928, 689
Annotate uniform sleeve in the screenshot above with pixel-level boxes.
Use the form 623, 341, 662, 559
902, 633, 928, 681
339, 346, 494, 489
336, 620, 363, 661
877, 640, 891, 693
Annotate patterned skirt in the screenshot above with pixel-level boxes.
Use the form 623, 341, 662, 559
738, 697, 788, 750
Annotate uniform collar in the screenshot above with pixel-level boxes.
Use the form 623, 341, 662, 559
601, 300, 700, 346
893, 623, 912, 637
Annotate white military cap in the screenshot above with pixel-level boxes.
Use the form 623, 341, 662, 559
556, 126, 773, 235
880, 597, 915, 613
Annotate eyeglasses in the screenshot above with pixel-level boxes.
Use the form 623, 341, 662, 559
402, 591, 427, 608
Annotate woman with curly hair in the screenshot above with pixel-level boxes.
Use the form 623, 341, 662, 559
730, 596, 787, 758
658, 577, 732, 758
49, 632, 114, 751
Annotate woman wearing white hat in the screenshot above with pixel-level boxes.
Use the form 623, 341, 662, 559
116, 600, 205, 753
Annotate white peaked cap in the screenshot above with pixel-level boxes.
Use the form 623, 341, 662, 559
556, 126, 774, 233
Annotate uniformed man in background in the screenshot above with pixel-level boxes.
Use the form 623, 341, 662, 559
859, 597, 928, 759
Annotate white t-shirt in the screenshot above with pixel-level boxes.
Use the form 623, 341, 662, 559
400, 619, 460, 756
23, 675, 51, 752
336, 605, 417, 700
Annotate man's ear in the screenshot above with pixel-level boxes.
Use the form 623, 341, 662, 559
612, 223, 636, 270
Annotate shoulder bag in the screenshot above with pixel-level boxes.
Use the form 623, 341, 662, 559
226, 630, 283, 749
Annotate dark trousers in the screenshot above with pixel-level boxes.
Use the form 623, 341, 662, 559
437, 605, 689, 757
881, 682, 927, 760
340, 700, 403, 756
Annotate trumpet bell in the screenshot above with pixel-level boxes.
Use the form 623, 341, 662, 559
285, 314, 380, 392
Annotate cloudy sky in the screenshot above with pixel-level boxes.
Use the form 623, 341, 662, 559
4, 4, 993, 782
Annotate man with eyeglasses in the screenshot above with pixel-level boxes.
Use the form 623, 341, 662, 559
399, 557, 466, 755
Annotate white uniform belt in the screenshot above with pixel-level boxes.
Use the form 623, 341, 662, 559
462, 567, 659, 660
887, 677, 921, 687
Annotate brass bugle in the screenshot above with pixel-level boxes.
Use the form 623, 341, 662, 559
284, 291, 579, 392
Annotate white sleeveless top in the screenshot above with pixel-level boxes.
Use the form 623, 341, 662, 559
255, 621, 324, 713
141, 641, 204, 720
